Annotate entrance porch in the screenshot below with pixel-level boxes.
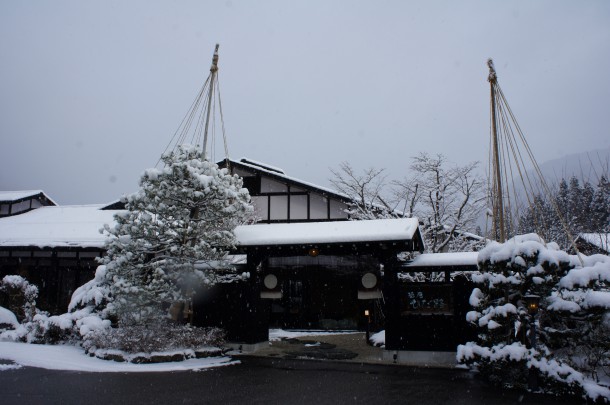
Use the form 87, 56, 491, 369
192, 218, 424, 347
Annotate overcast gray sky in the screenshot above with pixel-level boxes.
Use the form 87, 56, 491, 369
1, 1, 609, 205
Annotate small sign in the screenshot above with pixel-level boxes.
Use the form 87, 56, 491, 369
400, 284, 453, 315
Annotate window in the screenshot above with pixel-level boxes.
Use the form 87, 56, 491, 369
57, 251, 77, 258
252, 196, 269, 221
309, 193, 328, 220
233, 168, 252, 177
12, 251, 32, 257
79, 251, 101, 259
11, 200, 30, 214
33, 251, 53, 258
261, 177, 287, 193
270, 195, 288, 220
330, 199, 349, 219
241, 176, 260, 194
290, 195, 308, 220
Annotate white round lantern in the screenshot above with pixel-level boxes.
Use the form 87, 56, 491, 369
263, 274, 278, 289
361, 272, 377, 289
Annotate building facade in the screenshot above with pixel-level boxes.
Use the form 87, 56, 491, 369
0, 158, 477, 353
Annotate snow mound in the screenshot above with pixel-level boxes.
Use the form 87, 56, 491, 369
0, 342, 237, 372
0, 306, 19, 328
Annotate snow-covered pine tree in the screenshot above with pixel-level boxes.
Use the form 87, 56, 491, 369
518, 176, 610, 250
547, 253, 610, 382
101, 145, 253, 327
581, 182, 595, 232
568, 177, 583, 233
457, 235, 581, 393
458, 235, 610, 400
592, 175, 610, 232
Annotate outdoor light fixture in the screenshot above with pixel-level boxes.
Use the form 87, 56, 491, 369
524, 295, 540, 315
263, 274, 278, 290
308, 248, 320, 257
361, 273, 377, 289
364, 309, 371, 344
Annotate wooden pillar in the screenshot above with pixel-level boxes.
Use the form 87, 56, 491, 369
239, 252, 270, 344
381, 252, 401, 350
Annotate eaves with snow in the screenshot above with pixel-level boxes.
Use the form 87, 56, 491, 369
234, 218, 420, 247
0, 190, 57, 205
404, 251, 479, 268
0, 203, 424, 253
0, 205, 118, 249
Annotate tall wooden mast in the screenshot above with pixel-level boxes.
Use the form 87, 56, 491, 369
158, 43, 231, 169
202, 44, 220, 160
488, 59, 506, 242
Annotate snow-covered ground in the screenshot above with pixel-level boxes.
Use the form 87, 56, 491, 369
269, 328, 360, 341
0, 330, 362, 372
0, 342, 238, 372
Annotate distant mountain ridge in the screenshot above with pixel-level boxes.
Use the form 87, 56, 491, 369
535, 147, 610, 186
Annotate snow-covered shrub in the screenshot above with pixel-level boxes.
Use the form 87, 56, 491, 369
0, 270, 112, 344
68, 265, 115, 323
99, 144, 253, 328
458, 234, 610, 401
0, 275, 62, 343
83, 323, 225, 355
0, 275, 41, 323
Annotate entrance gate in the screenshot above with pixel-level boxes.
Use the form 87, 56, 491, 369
192, 219, 478, 353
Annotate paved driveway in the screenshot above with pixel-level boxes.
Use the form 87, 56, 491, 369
0, 356, 581, 405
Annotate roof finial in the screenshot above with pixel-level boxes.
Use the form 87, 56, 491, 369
487, 58, 497, 83
210, 44, 219, 73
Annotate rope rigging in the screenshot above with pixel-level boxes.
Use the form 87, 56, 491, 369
486, 59, 583, 263
157, 44, 231, 168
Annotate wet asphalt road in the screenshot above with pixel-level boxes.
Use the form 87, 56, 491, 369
0, 356, 581, 405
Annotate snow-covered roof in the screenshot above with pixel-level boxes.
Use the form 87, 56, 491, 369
234, 218, 420, 247
0, 204, 421, 251
405, 252, 479, 268
0, 190, 56, 205
0, 205, 118, 249
237, 158, 285, 174
576, 233, 610, 253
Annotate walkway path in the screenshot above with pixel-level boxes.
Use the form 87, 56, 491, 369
242, 331, 455, 368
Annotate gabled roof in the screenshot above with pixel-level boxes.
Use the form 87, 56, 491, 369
0, 205, 118, 249
0, 190, 57, 205
575, 233, 610, 253
219, 158, 352, 202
